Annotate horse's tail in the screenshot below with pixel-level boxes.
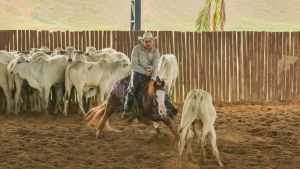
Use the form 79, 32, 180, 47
85, 100, 115, 131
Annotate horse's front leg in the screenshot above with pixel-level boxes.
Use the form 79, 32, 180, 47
160, 116, 180, 139
153, 122, 164, 139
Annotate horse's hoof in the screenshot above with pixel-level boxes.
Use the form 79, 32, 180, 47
157, 133, 164, 139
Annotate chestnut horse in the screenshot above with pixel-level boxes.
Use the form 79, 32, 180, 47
85, 76, 179, 139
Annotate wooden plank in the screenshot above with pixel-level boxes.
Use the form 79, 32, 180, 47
46, 31, 49, 49
86, 31, 90, 47
286, 32, 291, 100
82, 31, 86, 51
217, 31, 222, 100
182, 32, 187, 100
103, 31, 107, 48
158, 31, 162, 55
42, 30, 46, 47
297, 32, 300, 99
261, 32, 266, 100
91, 31, 95, 47
194, 32, 199, 90
243, 32, 249, 100
70, 32, 74, 47
0, 31, 4, 50
177, 32, 183, 102
214, 31, 218, 100
61, 32, 66, 49
4, 30, 8, 51
237, 32, 243, 100
282, 32, 287, 100
186, 32, 191, 96
252, 31, 258, 101
129, 31, 134, 58
99, 31, 103, 50
126, 31, 131, 58
174, 32, 179, 102
78, 32, 82, 50
273, 32, 279, 100
257, 32, 262, 100
170, 31, 174, 56
162, 31, 166, 56
8, 30, 13, 51
21, 30, 25, 51
221, 31, 225, 100
38, 31, 42, 48
229, 31, 233, 101
57, 31, 61, 48
95, 31, 99, 50
190, 32, 195, 92
18, 30, 22, 51
211, 32, 216, 99
107, 31, 111, 48
270, 32, 276, 100
198, 32, 203, 90
248, 31, 253, 100
75, 31, 79, 50
53, 31, 58, 49
25, 30, 29, 51
232, 31, 237, 101
208, 32, 213, 95
13, 30, 17, 51
225, 32, 231, 101
49, 32, 53, 51
292, 32, 297, 99
66, 30, 69, 47
206, 32, 210, 93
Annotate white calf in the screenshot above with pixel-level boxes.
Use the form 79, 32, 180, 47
178, 89, 223, 167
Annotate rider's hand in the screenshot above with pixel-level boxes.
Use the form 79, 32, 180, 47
146, 70, 152, 76
150, 80, 154, 85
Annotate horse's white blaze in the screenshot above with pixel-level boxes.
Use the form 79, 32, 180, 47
156, 90, 166, 115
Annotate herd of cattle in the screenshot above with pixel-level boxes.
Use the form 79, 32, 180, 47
0, 46, 178, 117
0, 45, 226, 166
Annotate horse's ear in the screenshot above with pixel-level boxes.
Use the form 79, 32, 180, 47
161, 80, 165, 86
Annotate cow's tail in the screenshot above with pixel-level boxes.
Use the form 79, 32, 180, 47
85, 100, 116, 132
64, 64, 72, 100
179, 91, 201, 133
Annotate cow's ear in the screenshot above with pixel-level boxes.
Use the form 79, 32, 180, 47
76, 50, 85, 55
25, 59, 30, 63
59, 50, 66, 55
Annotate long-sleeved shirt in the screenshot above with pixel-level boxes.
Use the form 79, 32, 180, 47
131, 44, 160, 81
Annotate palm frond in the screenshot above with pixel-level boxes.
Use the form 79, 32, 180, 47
195, 0, 213, 32
219, 0, 226, 31
212, 7, 217, 31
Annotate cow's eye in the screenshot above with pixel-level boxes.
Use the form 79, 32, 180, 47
17, 62, 20, 64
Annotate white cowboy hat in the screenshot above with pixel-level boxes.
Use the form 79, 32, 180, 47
138, 32, 157, 42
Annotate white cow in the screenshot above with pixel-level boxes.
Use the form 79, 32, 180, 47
10, 55, 69, 115
99, 48, 117, 53
178, 89, 223, 167
59, 46, 85, 62
63, 59, 131, 116
0, 59, 12, 115
158, 54, 178, 95
8, 52, 52, 114
85, 47, 119, 62
0, 50, 15, 63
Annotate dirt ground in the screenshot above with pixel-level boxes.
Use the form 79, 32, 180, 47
1, 100, 300, 169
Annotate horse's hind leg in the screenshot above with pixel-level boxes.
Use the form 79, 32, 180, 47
96, 107, 115, 138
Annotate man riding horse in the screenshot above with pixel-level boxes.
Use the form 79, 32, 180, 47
122, 32, 179, 118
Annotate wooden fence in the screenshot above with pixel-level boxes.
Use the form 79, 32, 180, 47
1, 30, 300, 102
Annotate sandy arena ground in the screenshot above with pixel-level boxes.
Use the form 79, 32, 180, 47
1, 100, 300, 169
